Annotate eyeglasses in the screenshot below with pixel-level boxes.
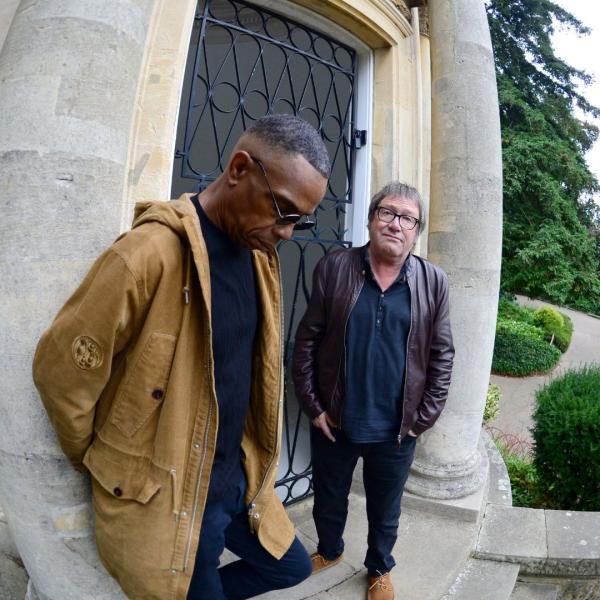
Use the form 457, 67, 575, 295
249, 155, 316, 231
376, 206, 420, 231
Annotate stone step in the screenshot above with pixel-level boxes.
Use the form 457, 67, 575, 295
440, 558, 519, 600
510, 581, 560, 600
475, 504, 600, 578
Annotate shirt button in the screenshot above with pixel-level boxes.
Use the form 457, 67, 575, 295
113, 487, 123, 497
253, 513, 260, 519
171, 569, 177, 575
193, 443, 200, 449
152, 388, 164, 400
180, 511, 188, 518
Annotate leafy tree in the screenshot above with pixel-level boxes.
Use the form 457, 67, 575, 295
486, 0, 600, 313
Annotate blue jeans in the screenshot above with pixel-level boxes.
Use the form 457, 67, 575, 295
187, 476, 311, 599
311, 426, 417, 575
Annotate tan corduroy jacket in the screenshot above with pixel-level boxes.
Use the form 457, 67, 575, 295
32, 195, 294, 599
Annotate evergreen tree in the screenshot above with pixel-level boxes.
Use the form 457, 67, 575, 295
486, 0, 600, 313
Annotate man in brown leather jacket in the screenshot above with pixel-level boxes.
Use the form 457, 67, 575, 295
292, 181, 454, 600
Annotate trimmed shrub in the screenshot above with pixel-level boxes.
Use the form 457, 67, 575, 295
531, 306, 573, 352
533, 367, 600, 511
532, 306, 564, 332
492, 330, 561, 376
484, 383, 501, 422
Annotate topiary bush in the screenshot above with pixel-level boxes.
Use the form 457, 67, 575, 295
492, 329, 561, 376
532, 366, 600, 510
484, 383, 501, 422
532, 306, 564, 332
530, 306, 573, 353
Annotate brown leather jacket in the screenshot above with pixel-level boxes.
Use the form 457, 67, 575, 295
292, 246, 454, 439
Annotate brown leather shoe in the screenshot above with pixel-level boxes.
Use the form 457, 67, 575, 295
310, 552, 344, 574
367, 572, 394, 600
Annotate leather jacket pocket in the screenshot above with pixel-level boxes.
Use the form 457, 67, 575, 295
110, 332, 177, 438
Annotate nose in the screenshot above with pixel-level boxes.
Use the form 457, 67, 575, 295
387, 216, 401, 231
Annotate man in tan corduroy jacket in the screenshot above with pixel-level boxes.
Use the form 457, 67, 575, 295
33, 115, 330, 600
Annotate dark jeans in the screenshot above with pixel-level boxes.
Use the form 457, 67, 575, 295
187, 479, 311, 600
188, 476, 311, 599
311, 426, 417, 575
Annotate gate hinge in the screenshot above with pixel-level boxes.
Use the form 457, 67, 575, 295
353, 129, 367, 149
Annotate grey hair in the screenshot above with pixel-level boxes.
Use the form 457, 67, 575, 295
367, 181, 426, 234
244, 114, 331, 179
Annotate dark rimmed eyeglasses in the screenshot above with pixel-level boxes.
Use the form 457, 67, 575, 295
376, 206, 420, 231
249, 155, 316, 231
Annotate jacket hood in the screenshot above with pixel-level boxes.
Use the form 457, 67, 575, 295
131, 194, 197, 238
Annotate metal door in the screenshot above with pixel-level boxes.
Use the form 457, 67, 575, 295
172, 0, 359, 505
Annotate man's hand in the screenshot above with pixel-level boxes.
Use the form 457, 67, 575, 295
312, 411, 337, 442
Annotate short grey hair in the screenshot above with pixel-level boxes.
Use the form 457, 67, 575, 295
244, 114, 331, 179
367, 181, 426, 234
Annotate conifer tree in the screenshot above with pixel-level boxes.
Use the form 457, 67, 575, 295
486, 0, 600, 312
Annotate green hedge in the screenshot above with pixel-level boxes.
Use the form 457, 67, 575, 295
492, 330, 561, 376
498, 298, 535, 323
533, 367, 600, 511
494, 299, 572, 376
496, 317, 544, 340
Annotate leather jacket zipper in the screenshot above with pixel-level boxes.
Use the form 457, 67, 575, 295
337, 273, 365, 427
398, 274, 413, 444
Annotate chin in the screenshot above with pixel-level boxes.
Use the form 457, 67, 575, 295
251, 239, 273, 253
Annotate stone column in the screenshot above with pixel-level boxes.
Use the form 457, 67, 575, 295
405, 0, 502, 500
0, 1, 153, 597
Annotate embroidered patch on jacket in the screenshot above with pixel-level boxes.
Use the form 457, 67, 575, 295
72, 336, 103, 370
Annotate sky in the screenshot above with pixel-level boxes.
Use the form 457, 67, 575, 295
551, 1, 600, 192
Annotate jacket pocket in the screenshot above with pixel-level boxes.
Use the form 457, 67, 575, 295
84, 440, 177, 571
110, 332, 177, 438
83, 440, 161, 503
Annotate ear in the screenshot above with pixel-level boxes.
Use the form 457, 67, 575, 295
227, 150, 252, 187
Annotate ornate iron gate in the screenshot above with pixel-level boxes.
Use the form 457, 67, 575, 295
172, 0, 359, 505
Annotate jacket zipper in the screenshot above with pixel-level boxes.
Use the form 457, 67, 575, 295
247, 254, 284, 532
337, 273, 365, 427
183, 336, 216, 571
398, 274, 413, 444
